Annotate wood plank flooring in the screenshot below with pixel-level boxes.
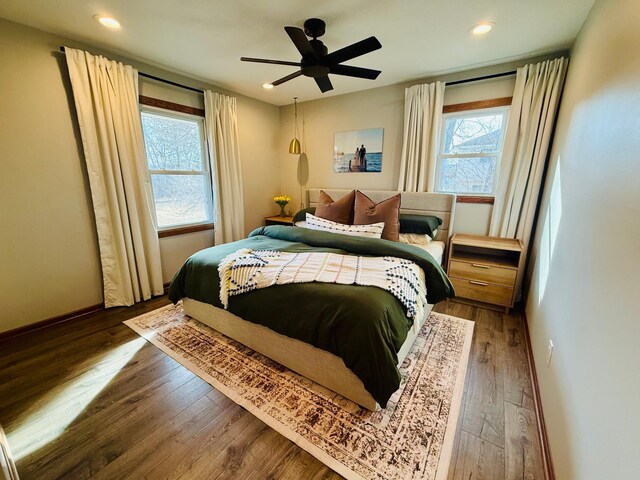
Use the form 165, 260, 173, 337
0, 297, 545, 479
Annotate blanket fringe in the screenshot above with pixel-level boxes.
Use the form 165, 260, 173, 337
218, 248, 253, 308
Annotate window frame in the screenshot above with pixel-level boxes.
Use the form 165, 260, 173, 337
140, 105, 214, 232
435, 105, 509, 196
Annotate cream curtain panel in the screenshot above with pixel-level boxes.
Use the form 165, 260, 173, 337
490, 58, 568, 295
204, 91, 245, 244
490, 58, 568, 243
65, 47, 164, 308
397, 82, 445, 192
0, 423, 18, 480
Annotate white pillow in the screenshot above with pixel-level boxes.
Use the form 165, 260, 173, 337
305, 213, 384, 239
399, 233, 433, 245
294, 221, 307, 228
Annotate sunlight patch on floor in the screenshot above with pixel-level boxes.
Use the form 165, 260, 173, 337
7, 337, 146, 460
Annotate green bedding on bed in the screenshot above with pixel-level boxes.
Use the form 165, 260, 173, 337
168, 225, 454, 407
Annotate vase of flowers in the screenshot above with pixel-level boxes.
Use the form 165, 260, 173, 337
274, 195, 291, 217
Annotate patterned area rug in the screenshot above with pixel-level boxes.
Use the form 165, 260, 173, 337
124, 304, 473, 480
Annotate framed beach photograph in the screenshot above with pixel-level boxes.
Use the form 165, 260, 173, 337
333, 128, 383, 173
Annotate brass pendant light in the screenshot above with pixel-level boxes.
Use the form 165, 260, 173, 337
289, 97, 301, 154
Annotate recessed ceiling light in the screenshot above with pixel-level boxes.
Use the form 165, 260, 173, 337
262, 83, 274, 90
94, 15, 121, 29
470, 22, 494, 35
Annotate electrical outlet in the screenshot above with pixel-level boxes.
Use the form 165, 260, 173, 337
547, 340, 554, 366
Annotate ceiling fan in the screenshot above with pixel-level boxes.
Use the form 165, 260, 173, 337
241, 18, 382, 93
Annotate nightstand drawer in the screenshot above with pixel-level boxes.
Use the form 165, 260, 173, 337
449, 260, 517, 286
451, 277, 514, 306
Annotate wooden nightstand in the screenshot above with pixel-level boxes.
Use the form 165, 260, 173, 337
447, 234, 524, 313
265, 215, 295, 226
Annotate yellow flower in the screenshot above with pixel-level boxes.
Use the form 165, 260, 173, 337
274, 194, 291, 206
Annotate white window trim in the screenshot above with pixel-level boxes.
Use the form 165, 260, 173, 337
140, 105, 213, 231
435, 106, 510, 196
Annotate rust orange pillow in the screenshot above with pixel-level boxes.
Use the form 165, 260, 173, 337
314, 190, 355, 225
353, 191, 401, 241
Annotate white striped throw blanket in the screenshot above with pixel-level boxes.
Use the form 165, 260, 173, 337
218, 249, 427, 325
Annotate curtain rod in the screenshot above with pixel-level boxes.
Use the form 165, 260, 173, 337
447, 70, 517, 86
59, 46, 205, 94
59, 46, 514, 93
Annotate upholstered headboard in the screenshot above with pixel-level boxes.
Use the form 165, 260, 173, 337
306, 189, 456, 247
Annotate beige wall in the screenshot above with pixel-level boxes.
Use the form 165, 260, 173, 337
0, 18, 280, 333
0, 19, 104, 331
277, 54, 564, 235
525, 0, 640, 478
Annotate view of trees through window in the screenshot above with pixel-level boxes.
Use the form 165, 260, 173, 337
141, 110, 211, 228
437, 109, 507, 194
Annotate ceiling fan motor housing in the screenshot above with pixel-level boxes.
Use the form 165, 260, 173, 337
302, 38, 329, 77
301, 63, 330, 78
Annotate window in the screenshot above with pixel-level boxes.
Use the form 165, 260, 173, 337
436, 107, 508, 195
140, 108, 212, 229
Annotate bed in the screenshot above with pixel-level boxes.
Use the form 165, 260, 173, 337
169, 189, 456, 410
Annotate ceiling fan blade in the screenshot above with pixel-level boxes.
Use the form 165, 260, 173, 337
271, 70, 303, 86
329, 64, 381, 80
315, 75, 333, 93
241, 57, 301, 67
284, 26, 317, 59
324, 36, 382, 65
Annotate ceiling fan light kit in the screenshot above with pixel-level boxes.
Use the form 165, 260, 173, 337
241, 18, 382, 93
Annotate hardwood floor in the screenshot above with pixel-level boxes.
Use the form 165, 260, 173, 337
438, 302, 544, 480
0, 297, 545, 479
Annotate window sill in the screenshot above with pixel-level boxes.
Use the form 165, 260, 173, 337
158, 223, 214, 238
456, 196, 495, 204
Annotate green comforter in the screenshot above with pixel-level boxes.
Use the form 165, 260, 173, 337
168, 226, 454, 407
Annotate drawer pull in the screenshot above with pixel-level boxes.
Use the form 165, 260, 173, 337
471, 263, 490, 269
469, 280, 488, 286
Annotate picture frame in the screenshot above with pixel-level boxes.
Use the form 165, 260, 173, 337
333, 128, 383, 173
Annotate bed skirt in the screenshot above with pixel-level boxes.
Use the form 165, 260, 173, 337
183, 298, 433, 410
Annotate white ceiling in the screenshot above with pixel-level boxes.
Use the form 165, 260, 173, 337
0, 0, 594, 106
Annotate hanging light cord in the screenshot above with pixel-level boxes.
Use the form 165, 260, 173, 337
300, 104, 305, 209
294, 97, 299, 140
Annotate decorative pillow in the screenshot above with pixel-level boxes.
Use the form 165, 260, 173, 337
305, 213, 384, 239
293, 207, 316, 224
399, 214, 442, 239
314, 190, 355, 224
399, 233, 432, 245
353, 191, 401, 241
